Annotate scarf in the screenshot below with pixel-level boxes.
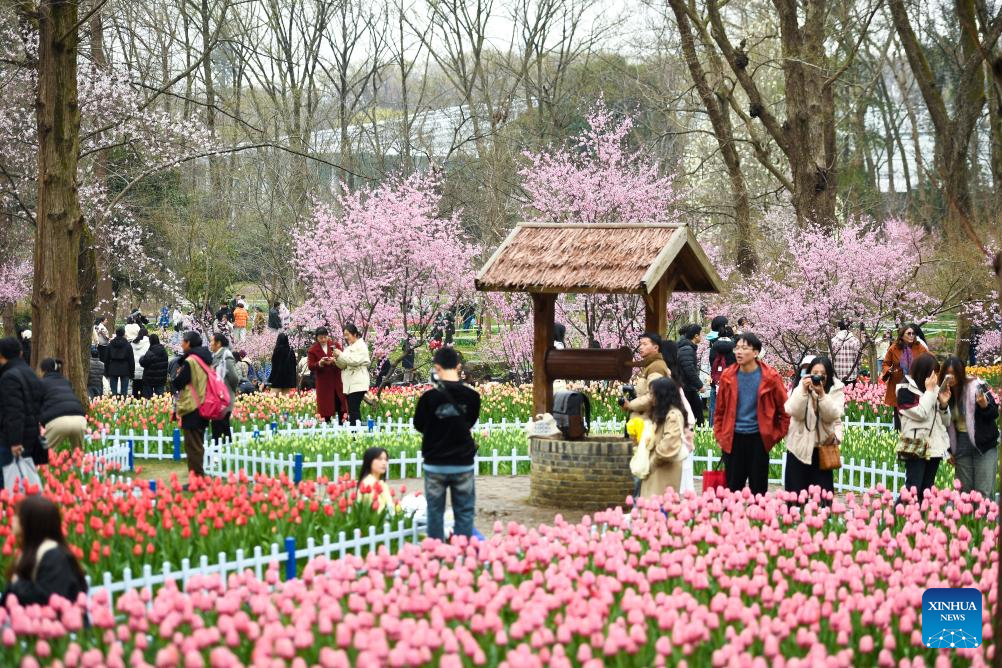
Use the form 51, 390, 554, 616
900, 345, 913, 375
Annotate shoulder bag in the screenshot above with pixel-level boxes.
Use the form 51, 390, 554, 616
808, 395, 841, 471
896, 405, 937, 461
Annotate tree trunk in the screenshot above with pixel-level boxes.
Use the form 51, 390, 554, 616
667, 0, 756, 274
88, 6, 115, 322
31, 0, 87, 399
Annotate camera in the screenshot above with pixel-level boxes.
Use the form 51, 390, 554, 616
617, 384, 637, 407
810, 374, 824, 385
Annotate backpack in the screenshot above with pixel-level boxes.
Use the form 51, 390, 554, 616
187, 355, 232, 420
710, 342, 736, 385
552, 391, 591, 440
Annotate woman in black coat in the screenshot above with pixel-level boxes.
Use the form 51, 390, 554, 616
268, 333, 297, 392
139, 334, 170, 398
103, 328, 135, 397
2, 496, 88, 607
38, 358, 87, 450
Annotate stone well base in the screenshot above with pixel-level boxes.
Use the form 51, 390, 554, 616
529, 436, 634, 510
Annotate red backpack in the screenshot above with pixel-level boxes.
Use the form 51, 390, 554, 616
187, 355, 232, 421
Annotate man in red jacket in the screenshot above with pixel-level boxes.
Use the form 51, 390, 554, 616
712, 332, 790, 495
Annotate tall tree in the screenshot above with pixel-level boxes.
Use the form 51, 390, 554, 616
667, 0, 880, 228
888, 0, 1001, 248
663, 0, 756, 273
26, 0, 86, 396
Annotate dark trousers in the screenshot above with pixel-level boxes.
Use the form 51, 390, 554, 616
901, 457, 941, 504
109, 376, 129, 397
347, 391, 366, 426
182, 427, 206, 477
726, 432, 769, 496
142, 381, 165, 399
131, 380, 144, 399
784, 450, 834, 499
684, 387, 705, 426
210, 415, 232, 444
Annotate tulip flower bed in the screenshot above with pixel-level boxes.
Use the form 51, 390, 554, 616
85, 368, 1000, 440
0, 450, 406, 585
1, 485, 996, 666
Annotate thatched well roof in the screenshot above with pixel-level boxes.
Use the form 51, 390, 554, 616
475, 223, 723, 294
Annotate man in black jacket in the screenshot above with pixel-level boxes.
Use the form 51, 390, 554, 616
0, 337, 46, 486
139, 334, 170, 397
414, 347, 481, 541
677, 324, 706, 426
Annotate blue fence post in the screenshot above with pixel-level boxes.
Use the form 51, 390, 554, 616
253, 428, 260, 440
173, 429, 182, 461
271, 421, 278, 434
127, 439, 134, 472
367, 417, 374, 433
284, 537, 296, 580
293, 453, 303, 484
149, 480, 157, 494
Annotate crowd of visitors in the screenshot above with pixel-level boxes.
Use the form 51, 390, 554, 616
625, 316, 998, 504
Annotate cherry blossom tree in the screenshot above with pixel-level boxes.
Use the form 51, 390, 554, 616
725, 218, 957, 372
0, 258, 31, 307
0, 17, 212, 310
293, 170, 479, 362
484, 100, 687, 362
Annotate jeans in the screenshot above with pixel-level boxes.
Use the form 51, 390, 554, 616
233, 327, 245, 342
875, 360, 883, 379
725, 432, 769, 496
955, 447, 998, 499
708, 384, 717, 425
109, 376, 130, 397
87, 386, 102, 400
901, 457, 941, 504
424, 470, 476, 541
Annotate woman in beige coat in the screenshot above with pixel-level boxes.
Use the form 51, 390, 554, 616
783, 355, 844, 499
638, 377, 688, 498
333, 323, 371, 426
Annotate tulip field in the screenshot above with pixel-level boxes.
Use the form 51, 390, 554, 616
84, 377, 940, 438
1, 484, 996, 666
0, 450, 404, 586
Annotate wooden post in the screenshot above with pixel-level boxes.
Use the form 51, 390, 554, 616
644, 278, 670, 336
531, 292, 556, 416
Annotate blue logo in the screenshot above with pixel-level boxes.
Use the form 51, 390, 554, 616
922, 588, 982, 649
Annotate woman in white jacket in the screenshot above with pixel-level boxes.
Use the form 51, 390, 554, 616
129, 328, 151, 399
783, 356, 844, 499
334, 323, 371, 426
896, 352, 951, 504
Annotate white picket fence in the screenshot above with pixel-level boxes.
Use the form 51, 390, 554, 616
199, 440, 913, 496
87, 518, 419, 611
204, 444, 531, 482
90, 414, 896, 463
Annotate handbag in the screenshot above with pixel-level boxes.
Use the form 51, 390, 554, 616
629, 421, 655, 479
3, 456, 42, 493
808, 396, 842, 471
702, 458, 726, 492
896, 409, 937, 461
